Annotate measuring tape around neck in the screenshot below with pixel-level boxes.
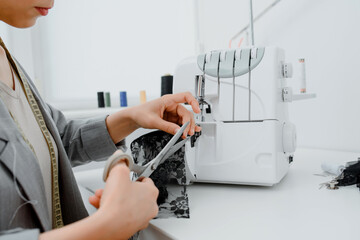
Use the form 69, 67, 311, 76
0, 38, 64, 228
14, 61, 64, 228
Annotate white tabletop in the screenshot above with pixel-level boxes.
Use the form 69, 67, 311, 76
74, 148, 360, 240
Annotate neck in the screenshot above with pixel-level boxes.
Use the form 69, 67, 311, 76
0, 45, 15, 90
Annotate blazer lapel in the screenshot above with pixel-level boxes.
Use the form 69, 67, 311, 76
0, 97, 52, 231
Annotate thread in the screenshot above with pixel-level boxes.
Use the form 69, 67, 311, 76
97, 92, 105, 108
161, 74, 173, 96
105, 92, 111, 107
299, 58, 307, 93
139, 90, 147, 104
8, 144, 38, 228
237, 38, 244, 48
120, 91, 128, 107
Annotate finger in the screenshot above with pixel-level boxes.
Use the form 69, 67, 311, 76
152, 201, 159, 217
152, 118, 181, 135
140, 178, 159, 199
140, 202, 158, 229
140, 222, 150, 231
95, 189, 103, 198
164, 92, 200, 113
195, 125, 202, 132
107, 163, 131, 184
89, 195, 100, 209
176, 105, 194, 137
140, 177, 155, 185
184, 113, 195, 137
167, 115, 181, 125
188, 111, 195, 136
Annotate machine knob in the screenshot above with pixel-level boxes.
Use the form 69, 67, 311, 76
282, 63, 293, 78
282, 122, 297, 153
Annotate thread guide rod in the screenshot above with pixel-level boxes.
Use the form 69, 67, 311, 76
249, 0, 255, 46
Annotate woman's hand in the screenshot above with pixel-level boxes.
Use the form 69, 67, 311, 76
95, 163, 159, 238
40, 163, 158, 240
130, 92, 201, 138
106, 92, 202, 143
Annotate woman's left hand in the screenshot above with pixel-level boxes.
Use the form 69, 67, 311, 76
130, 92, 201, 138
106, 92, 201, 143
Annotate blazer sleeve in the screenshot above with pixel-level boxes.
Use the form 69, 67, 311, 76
0, 229, 39, 240
47, 104, 126, 167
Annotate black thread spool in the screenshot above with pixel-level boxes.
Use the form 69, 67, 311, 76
161, 74, 173, 96
97, 92, 105, 108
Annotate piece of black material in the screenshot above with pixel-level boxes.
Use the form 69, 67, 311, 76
191, 131, 201, 148
161, 75, 173, 96
206, 105, 211, 114
336, 160, 360, 188
130, 130, 190, 218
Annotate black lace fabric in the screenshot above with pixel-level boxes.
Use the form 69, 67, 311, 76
130, 130, 190, 219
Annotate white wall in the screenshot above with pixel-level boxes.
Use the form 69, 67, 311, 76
0, 22, 36, 86
32, 0, 197, 109
0, 22, 9, 43
2, 0, 359, 152
197, 0, 360, 152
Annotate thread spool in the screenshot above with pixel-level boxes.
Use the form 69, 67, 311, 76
161, 74, 173, 96
105, 92, 111, 107
299, 58, 306, 93
120, 91, 128, 107
97, 92, 105, 108
140, 90, 147, 104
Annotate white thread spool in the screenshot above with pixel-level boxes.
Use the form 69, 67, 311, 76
299, 58, 306, 93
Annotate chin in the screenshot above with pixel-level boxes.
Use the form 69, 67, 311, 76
6, 17, 38, 29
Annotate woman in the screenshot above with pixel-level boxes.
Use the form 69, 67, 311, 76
0, 0, 201, 239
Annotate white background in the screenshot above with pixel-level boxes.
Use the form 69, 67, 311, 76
0, 0, 359, 152
43, 0, 197, 109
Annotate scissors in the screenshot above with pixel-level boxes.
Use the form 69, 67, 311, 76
103, 121, 190, 182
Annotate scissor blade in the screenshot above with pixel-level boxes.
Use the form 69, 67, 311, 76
135, 122, 190, 180
155, 121, 190, 162
134, 164, 154, 180
159, 138, 189, 165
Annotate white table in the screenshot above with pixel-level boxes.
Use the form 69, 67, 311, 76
74, 148, 360, 240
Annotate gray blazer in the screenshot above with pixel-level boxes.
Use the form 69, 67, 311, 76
0, 61, 122, 239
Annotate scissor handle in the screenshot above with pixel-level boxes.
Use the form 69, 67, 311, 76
102, 150, 132, 182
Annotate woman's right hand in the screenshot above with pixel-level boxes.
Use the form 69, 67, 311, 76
39, 162, 158, 240
94, 163, 159, 239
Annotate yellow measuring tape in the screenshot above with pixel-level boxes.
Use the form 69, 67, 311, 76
0, 39, 64, 228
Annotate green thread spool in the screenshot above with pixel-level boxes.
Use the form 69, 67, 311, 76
105, 92, 111, 107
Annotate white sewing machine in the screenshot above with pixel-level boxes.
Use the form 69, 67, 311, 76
173, 46, 316, 186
